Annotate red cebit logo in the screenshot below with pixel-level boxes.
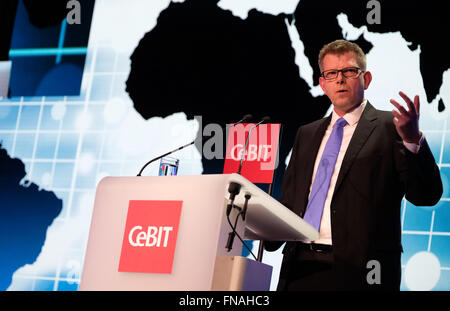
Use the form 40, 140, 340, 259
118, 200, 183, 274
223, 123, 281, 184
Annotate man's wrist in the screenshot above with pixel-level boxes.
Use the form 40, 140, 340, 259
403, 132, 424, 154
405, 131, 422, 145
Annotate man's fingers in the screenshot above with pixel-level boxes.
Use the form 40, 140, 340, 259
392, 110, 406, 128
392, 109, 402, 120
398, 91, 412, 104
390, 99, 408, 116
399, 91, 417, 116
414, 95, 420, 116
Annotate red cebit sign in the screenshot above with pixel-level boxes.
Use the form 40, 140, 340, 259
118, 200, 183, 274
223, 123, 281, 184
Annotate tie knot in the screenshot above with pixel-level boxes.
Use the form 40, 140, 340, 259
335, 118, 347, 128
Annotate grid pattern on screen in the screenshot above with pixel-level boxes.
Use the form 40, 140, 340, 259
0, 44, 141, 291
1, 46, 450, 292
400, 116, 450, 290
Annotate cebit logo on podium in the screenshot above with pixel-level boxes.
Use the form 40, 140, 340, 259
118, 200, 183, 274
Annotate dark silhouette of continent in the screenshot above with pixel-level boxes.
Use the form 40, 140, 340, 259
0, 144, 62, 290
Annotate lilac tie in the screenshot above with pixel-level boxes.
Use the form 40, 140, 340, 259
303, 117, 348, 231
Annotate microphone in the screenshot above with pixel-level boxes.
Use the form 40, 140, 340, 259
237, 116, 271, 175
241, 193, 251, 221
226, 181, 241, 216
231, 114, 253, 127
225, 189, 256, 259
136, 114, 253, 176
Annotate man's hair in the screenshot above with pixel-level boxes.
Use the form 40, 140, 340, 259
318, 39, 367, 72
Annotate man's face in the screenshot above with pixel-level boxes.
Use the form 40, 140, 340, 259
319, 52, 372, 116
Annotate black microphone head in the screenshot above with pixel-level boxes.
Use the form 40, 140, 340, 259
230, 114, 253, 127
261, 116, 271, 123
242, 114, 253, 122
228, 182, 241, 196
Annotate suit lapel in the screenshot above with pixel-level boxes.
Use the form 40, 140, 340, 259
332, 102, 378, 198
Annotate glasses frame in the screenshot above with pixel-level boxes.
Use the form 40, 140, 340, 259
321, 67, 364, 80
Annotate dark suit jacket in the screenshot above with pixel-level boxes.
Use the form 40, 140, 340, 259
266, 102, 443, 290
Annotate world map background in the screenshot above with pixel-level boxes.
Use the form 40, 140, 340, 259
0, 0, 449, 291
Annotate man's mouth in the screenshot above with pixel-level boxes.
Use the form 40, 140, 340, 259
337, 90, 348, 94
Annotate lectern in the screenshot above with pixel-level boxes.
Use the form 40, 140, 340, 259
79, 174, 318, 290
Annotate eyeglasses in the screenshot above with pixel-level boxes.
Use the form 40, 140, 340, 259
321, 67, 363, 80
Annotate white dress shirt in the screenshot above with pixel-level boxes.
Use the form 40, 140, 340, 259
308, 100, 422, 245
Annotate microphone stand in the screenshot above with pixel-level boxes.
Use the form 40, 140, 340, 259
237, 117, 270, 175
136, 141, 194, 176
136, 114, 253, 176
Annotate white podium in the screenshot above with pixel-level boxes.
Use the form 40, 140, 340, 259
79, 174, 318, 291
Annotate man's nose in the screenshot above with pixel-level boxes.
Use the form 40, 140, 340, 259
336, 71, 345, 83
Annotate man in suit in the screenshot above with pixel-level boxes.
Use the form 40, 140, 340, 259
265, 39, 443, 290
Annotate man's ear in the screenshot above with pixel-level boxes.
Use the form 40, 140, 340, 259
319, 76, 326, 93
363, 71, 372, 90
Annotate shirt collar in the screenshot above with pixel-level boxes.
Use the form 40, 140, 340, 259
330, 99, 367, 127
